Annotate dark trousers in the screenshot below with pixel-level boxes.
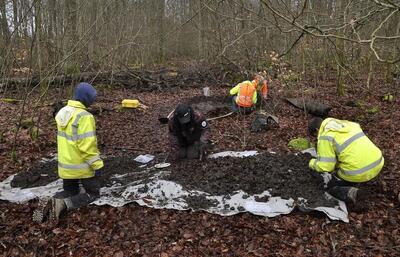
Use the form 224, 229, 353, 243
326, 174, 357, 201
54, 177, 100, 209
179, 142, 200, 159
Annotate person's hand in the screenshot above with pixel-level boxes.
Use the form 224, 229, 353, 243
198, 142, 209, 161
95, 168, 103, 177
303, 152, 313, 160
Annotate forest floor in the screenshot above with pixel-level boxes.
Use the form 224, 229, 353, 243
0, 67, 399, 256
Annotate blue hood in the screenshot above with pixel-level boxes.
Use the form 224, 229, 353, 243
73, 82, 97, 107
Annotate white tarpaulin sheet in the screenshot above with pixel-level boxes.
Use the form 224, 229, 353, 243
0, 151, 349, 222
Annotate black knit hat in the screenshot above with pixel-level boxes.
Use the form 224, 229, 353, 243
176, 104, 191, 124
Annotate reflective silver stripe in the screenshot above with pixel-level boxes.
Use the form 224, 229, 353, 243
336, 132, 365, 153
319, 135, 340, 153
72, 111, 92, 139
341, 157, 383, 176
58, 131, 96, 141
58, 131, 73, 140
87, 155, 101, 165
319, 136, 334, 142
319, 132, 365, 154
318, 156, 336, 163
58, 162, 89, 169
76, 131, 96, 140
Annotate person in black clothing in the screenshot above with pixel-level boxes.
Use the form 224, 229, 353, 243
168, 104, 211, 160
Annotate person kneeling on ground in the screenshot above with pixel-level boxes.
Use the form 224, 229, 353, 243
168, 103, 211, 161
33, 82, 104, 222
308, 117, 384, 205
229, 74, 268, 114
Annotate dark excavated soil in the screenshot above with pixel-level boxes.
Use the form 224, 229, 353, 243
167, 153, 332, 207
183, 95, 232, 117
183, 195, 220, 210
10, 156, 143, 188
10, 152, 333, 208
10, 160, 58, 188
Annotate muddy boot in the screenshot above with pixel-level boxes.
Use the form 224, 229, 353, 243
348, 188, 369, 212
330, 186, 368, 212
49, 198, 67, 221
346, 187, 359, 204
328, 186, 354, 202
32, 198, 52, 223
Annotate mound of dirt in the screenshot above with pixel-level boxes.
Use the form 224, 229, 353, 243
183, 95, 231, 117
10, 156, 144, 188
10, 153, 333, 208
167, 153, 331, 207
10, 160, 58, 189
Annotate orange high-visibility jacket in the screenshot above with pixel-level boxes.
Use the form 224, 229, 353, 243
230, 80, 257, 107
230, 80, 268, 107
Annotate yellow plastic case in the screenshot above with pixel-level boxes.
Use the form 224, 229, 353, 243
121, 99, 139, 108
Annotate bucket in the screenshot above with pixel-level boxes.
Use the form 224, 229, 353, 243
203, 87, 210, 97
122, 99, 139, 108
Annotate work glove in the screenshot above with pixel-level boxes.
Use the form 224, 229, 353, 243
302, 152, 313, 160
94, 168, 103, 177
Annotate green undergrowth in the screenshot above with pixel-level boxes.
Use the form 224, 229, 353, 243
288, 138, 314, 151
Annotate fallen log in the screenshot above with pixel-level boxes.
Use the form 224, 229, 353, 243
0, 71, 144, 87
286, 98, 332, 117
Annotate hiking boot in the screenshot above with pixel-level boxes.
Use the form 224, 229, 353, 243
356, 189, 368, 203
49, 198, 67, 221
345, 187, 370, 213
347, 187, 368, 203
328, 186, 350, 202
347, 187, 359, 204
32, 198, 51, 223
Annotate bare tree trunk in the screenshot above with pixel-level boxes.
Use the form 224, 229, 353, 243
0, 0, 10, 40
48, 0, 56, 39
12, 0, 19, 38
157, 0, 165, 63
336, 0, 346, 96
198, 0, 205, 59
34, 0, 43, 71
45, 0, 57, 64
20, 0, 29, 37
87, 0, 98, 66
367, 53, 373, 91
64, 0, 78, 72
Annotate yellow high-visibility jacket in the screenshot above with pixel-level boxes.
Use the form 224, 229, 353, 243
309, 118, 384, 182
55, 100, 104, 179
230, 80, 258, 106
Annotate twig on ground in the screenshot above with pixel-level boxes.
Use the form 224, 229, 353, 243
207, 112, 234, 121
218, 131, 245, 147
113, 146, 143, 152
329, 234, 337, 255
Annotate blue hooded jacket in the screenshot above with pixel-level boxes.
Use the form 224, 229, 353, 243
73, 82, 97, 107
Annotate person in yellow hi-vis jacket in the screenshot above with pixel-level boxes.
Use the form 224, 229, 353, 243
33, 83, 104, 223
308, 117, 384, 204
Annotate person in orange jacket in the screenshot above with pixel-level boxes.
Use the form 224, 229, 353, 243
229, 74, 268, 113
